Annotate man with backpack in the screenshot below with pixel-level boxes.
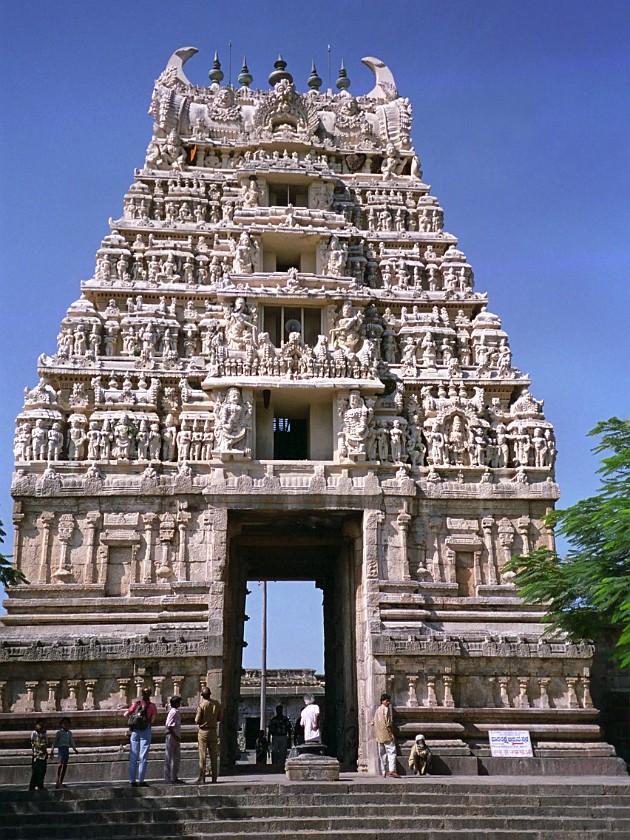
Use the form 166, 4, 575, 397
124, 687, 157, 786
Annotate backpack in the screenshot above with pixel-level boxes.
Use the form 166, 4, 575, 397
128, 702, 149, 731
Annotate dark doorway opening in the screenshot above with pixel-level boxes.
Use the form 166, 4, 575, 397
273, 416, 308, 460
222, 510, 362, 772
244, 716, 261, 750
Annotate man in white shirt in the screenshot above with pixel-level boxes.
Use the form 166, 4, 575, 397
300, 693, 321, 743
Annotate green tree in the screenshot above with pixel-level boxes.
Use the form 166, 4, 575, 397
504, 418, 630, 667
0, 517, 28, 588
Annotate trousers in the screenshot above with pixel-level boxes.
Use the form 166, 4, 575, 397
29, 758, 47, 790
197, 730, 218, 782
377, 740, 397, 774
164, 733, 181, 782
129, 728, 152, 783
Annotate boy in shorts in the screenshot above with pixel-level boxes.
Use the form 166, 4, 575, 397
50, 717, 78, 788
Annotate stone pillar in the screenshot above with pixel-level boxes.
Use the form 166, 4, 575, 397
497, 519, 515, 583
425, 675, 437, 707
83, 679, 97, 711
0, 681, 6, 712
156, 513, 176, 581
386, 674, 396, 703
153, 675, 166, 707
406, 675, 419, 707
516, 516, 531, 555
538, 677, 551, 709
37, 511, 55, 583
543, 507, 556, 551
472, 547, 483, 589
24, 681, 38, 712
396, 502, 411, 581
12, 503, 25, 578
41, 680, 60, 712
428, 515, 441, 582
131, 543, 140, 585
481, 516, 497, 585
117, 679, 130, 708
517, 677, 530, 709
172, 675, 185, 698
53, 513, 75, 582
63, 680, 80, 711
85, 512, 101, 584
498, 676, 511, 708
142, 512, 157, 583
443, 547, 456, 585
488, 676, 497, 707
566, 677, 580, 709
133, 675, 145, 699
442, 673, 455, 708
581, 673, 593, 709
176, 504, 192, 582
97, 545, 109, 584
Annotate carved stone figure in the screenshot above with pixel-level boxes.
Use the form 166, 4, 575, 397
231, 232, 257, 274
338, 391, 373, 460
223, 297, 257, 351
213, 388, 251, 456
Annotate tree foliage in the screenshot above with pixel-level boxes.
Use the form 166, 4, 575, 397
504, 418, 630, 667
0, 517, 28, 588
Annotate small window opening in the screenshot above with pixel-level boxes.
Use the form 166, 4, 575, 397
268, 183, 309, 207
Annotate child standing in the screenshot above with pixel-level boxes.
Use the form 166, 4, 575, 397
50, 717, 78, 788
163, 695, 183, 783
29, 720, 48, 791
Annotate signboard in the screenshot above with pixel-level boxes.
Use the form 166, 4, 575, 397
488, 730, 533, 757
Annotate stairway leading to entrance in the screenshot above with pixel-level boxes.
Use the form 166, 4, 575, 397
2, 776, 630, 839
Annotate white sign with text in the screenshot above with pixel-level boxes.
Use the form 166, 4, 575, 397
489, 729, 533, 757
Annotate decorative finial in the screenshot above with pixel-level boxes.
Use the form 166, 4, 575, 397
209, 50, 224, 84
335, 59, 350, 91
268, 54, 293, 86
238, 56, 253, 88
307, 61, 322, 91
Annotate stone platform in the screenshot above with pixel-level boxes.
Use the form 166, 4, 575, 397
0, 744, 626, 787
2, 775, 630, 839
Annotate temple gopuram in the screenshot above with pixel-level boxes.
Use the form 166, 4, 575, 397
1, 48, 623, 777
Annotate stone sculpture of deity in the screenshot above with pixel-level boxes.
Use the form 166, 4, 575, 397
338, 390, 373, 461
324, 235, 348, 278
223, 297, 257, 351
231, 232, 257, 274
213, 387, 252, 457
330, 300, 364, 355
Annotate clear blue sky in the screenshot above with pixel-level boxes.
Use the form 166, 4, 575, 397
1, 1, 629, 673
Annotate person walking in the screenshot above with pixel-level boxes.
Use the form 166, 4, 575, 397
29, 720, 48, 791
300, 694, 321, 744
164, 695, 183, 783
372, 693, 400, 778
255, 729, 269, 765
124, 687, 157, 787
50, 717, 78, 788
268, 704, 292, 766
195, 686, 222, 783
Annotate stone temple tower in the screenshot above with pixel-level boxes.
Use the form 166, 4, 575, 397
2, 48, 621, 776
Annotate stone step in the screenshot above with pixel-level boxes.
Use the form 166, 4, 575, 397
3, 803, 630, 837
3, 779, 630, 840
4, 815, 629, 840
4, 787, 630, 807
3, 799, 630, 824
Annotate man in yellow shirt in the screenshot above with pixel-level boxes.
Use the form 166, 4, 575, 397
372, 693, 400, 778
195, 686, 222, 783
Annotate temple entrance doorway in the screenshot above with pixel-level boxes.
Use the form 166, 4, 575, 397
222, 509, 362, 771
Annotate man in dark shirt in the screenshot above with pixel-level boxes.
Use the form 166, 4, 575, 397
268, 705, 292, 766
